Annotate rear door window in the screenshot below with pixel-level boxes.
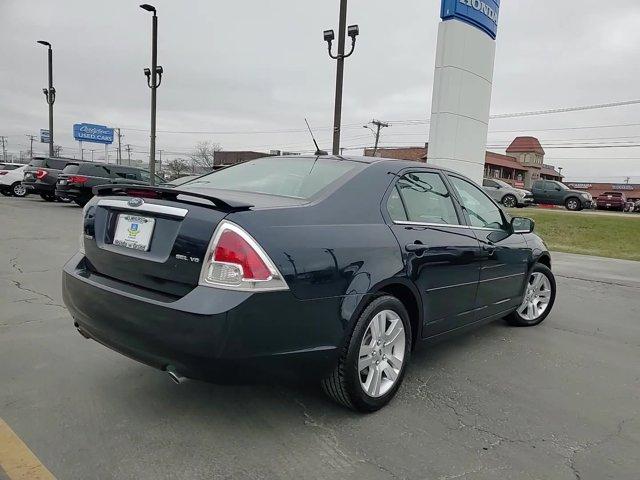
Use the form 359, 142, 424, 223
29, 159, 47, 168
392, 172, 459, 225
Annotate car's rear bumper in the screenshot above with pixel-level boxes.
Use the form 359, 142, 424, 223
23, 180, 54, 193
62, 254, 343, 383
55, 186, 83, 200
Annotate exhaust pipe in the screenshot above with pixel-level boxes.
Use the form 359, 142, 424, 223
166, 365, 188, 384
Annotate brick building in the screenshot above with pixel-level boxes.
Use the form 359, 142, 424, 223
565, 182, 640, 203
364, 136, 564, 189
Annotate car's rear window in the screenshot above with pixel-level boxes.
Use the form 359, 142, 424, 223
187, 157, 360, 199
29, 159, 47, 167
62, 164, 80, 174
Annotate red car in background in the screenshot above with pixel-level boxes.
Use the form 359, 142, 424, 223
596, 191, 626, 211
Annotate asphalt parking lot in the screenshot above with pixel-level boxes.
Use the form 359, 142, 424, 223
1, 196, 639, 480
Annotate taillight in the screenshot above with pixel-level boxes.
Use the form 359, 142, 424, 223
199, 220, 288, 291
68, 175, 88, 184
0, 171, 8, 176
35, 169, 48, 180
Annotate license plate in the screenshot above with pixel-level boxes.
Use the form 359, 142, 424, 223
113, 214, 155, 251
25, 173, 34, 179
58, 179, 67, 185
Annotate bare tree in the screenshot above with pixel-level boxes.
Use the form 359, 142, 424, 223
165, 158, 191, 180
190, 141, 222, 171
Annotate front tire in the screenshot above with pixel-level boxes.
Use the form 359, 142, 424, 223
502, 194, 517, 209
322, 295, 412, 412
506, 264, 556, 327
565, 197, 581, 211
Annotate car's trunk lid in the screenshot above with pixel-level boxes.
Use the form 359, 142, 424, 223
82, 185, 257, 297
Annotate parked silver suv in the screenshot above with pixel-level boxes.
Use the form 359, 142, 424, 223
482, 178, 533, 208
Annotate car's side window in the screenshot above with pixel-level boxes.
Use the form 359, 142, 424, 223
387, 186, 408, 222
393, 172, 459, 225
448, 176, 507, 230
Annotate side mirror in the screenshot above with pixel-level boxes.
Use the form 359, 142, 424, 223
511, 217, 534, 234
555, 186, 561, 191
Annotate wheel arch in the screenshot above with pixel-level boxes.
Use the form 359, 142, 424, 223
348, 279, 423, 349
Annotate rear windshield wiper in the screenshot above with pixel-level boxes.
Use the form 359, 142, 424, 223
92, 184, 254, 211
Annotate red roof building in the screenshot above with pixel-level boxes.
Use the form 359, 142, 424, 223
364, 136, 563, 189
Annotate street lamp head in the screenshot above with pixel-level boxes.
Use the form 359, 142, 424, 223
323, 29, 335, 42
139, 4, 156, 13
347, 25, 360, 38
143, 68, 151, 78
37, 40, 51, 47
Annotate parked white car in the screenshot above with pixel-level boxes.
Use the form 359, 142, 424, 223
0, 164, 29, 197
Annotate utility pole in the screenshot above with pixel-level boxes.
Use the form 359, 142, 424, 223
37, 41, 55, 157
140, 4, 163, 185
324, 1, 359, 155
364, 119, 389, 156
26, 135, 36, 160
158, 149, 163, 175
125, 144, 131, 165
0, 136, 7, 161
116, 128, 123, 165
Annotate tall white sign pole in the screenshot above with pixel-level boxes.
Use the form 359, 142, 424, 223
428, 0, 500, 183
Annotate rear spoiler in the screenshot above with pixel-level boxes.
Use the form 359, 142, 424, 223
92, 184, 253, 211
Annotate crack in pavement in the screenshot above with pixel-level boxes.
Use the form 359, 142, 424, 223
9, 256, 23, 273
556, 274, 640, 290
546, 324, 639, 348
566, 417, 634, 480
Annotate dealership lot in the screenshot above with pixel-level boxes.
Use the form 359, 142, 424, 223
1, 196, 639, 480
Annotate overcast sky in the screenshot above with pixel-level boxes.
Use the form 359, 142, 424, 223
2, 0, 640, 182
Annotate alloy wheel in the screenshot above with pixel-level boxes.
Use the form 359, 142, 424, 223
503, 195, 517, 208
567, 199, 579, 210
12, 183, 26, 197
518, 272, 552, 321
358, 309, 406, 398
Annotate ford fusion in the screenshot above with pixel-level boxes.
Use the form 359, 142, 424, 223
62, 155, 556, 412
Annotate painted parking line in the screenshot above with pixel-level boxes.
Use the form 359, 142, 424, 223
0, 418, 55, 480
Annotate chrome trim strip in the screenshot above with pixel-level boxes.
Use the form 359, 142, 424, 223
492, 298, 512, 306
394, 220, 470, 229
97, 199, 188, 218
480, 272, 525, 283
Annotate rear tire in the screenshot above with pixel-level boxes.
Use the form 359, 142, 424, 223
322, 295, 412, 412
506, 264, 556, 327
502, 194, 517, 209
40, 193, 55, 202
11, 182, 27, 197
565, 197, 581, 211
1, 190, 11, 197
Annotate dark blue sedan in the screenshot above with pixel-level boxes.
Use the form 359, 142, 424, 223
62, 155, 556, 412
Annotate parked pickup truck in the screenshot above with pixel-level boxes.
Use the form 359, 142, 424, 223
531, 180, 593, 211
596, 191, 626, 211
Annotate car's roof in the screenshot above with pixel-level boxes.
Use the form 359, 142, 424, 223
275, 154, 461, 176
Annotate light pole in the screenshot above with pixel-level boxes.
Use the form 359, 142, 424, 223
37, 40, 55, 157
324, 0, 359, 155
140, 4, 163, 185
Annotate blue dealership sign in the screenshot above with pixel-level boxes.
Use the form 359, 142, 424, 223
441, 0, 500, 40
73, 123, 114, 144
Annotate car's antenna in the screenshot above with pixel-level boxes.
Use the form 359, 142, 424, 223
305, 118, 328, 156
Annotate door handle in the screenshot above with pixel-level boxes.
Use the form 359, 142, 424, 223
405, 243, 428, 253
